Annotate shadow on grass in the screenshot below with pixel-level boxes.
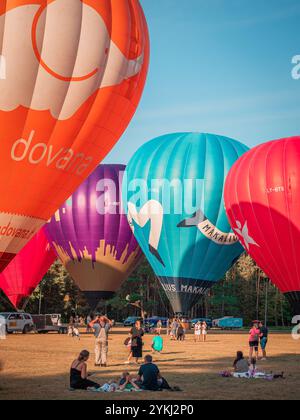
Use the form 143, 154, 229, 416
0, 353, 300, 400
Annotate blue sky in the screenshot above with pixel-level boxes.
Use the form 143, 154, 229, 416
105, 0, 300, 164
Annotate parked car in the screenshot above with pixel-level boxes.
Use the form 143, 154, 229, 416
123, 316, 143, 327
213, 317, 243, 330
191, 318, 213, 329
0, 312, 34, 334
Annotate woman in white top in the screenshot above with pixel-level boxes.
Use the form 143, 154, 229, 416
201, 322, 208, 342
194, 321, 202, 342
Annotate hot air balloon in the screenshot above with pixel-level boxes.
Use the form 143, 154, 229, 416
224, 136, 300, 315
0, 0, 149, 271
123, 133, 249, 315
0, 229, 56, 310
45, 164, 143, 309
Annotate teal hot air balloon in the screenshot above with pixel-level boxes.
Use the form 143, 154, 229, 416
123, 133, 249, 315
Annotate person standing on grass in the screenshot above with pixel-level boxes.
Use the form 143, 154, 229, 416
166, 319, 171, 336
156, 319, 162, 335
249, 323, 260, 361
127, 320, 144, 365
124, 334, 132, 359
69, 315, 74, 326
194, 321, 202, 342
89, 315, 112, 368
170, 318, 178, 340
201, 322, 208, 342
177, 322, 185, 341
259, 321, 269, 361
86, 314, 92, 333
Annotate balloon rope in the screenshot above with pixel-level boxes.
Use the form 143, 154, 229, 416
154, 277, 170, 316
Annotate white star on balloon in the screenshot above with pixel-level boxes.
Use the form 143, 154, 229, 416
234, 221, 260, 251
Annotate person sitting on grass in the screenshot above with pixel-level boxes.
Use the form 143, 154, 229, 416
136, 355, 174, 391
119, 372, 141, 391
152, 332, 164, 354
70, 350, 100, 391
249, 358, 258, 377
233, 351, 249, 373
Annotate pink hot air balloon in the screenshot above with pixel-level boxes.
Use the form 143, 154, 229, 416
0, 229, 56, 310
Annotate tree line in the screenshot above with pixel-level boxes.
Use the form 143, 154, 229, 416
0, 254, 292, 326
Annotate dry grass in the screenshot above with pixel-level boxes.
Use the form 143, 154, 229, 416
0, 329, 299, 400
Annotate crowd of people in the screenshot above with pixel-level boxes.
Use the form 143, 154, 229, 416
220, 321, 272, 380
70, 352, 177, 393
67, 315, 272, 392
223, 345, 283, 381
68, 316, 174, 393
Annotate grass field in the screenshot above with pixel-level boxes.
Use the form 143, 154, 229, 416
0, 329, 299, 400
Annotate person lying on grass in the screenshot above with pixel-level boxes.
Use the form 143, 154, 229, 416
70, 350, 100, 391
119, 372, 141, 391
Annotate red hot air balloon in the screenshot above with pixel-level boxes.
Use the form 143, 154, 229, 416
224, 136, 300, 315
0, 229, 56, 310
0, 0, 149, 271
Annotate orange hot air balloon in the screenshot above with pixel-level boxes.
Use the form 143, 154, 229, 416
0, 0, 149, 271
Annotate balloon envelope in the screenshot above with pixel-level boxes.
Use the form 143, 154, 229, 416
0, 229, 56, 310
224, 136, 300, 315
0, 0, 149, 271
45, 164, 143, 309
123, 133, 249, 315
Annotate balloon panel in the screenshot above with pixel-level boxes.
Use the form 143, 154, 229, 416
45, 164, 143, 308
0, 0, 149, 271
124, 133, 249, 314
0, 229, 56, 310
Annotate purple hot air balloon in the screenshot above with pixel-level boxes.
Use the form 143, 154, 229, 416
45, 164, 143, 309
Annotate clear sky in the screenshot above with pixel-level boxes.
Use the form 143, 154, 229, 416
105, 0, 300, 164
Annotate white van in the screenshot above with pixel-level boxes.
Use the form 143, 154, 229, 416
0, 312, 34, 334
